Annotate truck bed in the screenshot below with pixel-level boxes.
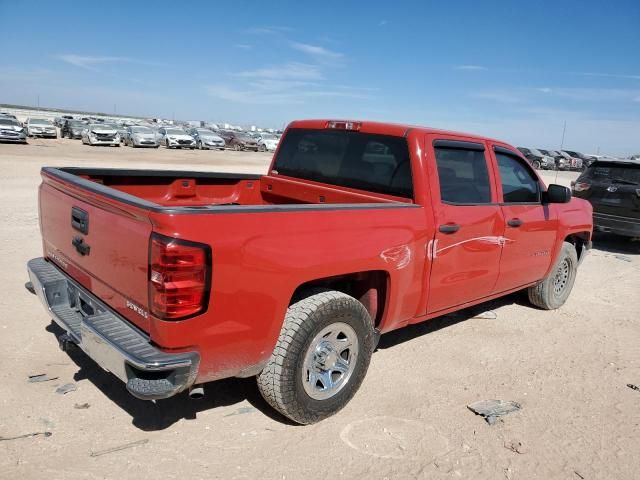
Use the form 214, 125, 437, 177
47, 167, 413, 210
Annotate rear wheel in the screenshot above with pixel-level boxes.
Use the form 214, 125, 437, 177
528, 242, 578, 310
234, 143, 242, 151
165, 139, 170, 149
533, 160, 541, 169
259, 144, 266, 152
257, 290, 375, 424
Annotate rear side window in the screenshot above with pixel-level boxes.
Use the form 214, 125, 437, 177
434, 146, 492, 204
272, 128, 413, 198
496, 153, 540, 203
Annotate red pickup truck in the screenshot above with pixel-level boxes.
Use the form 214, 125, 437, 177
27, 119, 592, 424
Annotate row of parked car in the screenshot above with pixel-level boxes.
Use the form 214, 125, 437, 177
517, 146, 602, 171
53, 115, 281, 152
0, 112, 281, 152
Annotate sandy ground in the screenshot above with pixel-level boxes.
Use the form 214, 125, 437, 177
0, 137, 638, 480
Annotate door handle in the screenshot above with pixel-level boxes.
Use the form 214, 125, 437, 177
438, 223, 460, 234
507, 218, 523, 227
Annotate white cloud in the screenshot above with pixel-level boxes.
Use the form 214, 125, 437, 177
455, 65, 487, 71
234, 62, 323, 81
234, 44, 252, 50
378, 20, 389, 26
537, 87, 552, 93
205, 84, 371, 105
290, 42, 343, 60
242, 26, 293, 35
55, 54, 131, 70
571, 71, 640, 81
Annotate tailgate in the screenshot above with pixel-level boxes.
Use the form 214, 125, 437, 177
39, 171, 153, 332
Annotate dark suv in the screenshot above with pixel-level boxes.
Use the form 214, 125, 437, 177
572, 159, 640, 237
61, 119, 87, 139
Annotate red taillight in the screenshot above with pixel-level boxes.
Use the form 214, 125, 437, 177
148, 233, 211, 320
326, 120, 362, 131
573, 182, 590, 192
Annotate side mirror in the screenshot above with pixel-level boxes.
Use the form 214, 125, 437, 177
544, 184, 572, 204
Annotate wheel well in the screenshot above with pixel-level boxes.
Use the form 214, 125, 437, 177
564, 232, 591, 260
291, 271, 389, 327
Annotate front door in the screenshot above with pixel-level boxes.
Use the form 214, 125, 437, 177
490, 146, 558, 292
427, 139, 505, 313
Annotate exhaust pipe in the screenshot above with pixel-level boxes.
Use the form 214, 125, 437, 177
189, 384, 205, 400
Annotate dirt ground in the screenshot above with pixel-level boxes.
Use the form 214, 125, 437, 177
1, 138, 639, 480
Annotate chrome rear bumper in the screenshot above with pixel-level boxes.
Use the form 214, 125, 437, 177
27, 257, 199, 400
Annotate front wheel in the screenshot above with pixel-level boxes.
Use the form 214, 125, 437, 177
234, 143, 242, 151
257, 290, 375, 424
259, 144, 266, 152
528, 242, 578, 310
533, 160, 541, 169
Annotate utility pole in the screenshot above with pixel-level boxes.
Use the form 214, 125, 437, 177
113, 103, 117, 114
37, 94, 40, 108
560, 120, 567, 150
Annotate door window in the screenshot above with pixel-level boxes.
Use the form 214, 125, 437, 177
496, 153, 540, 203
434, 146, 492, 204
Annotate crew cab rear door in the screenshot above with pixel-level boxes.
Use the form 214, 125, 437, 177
489, 145, 558, 292
426, 138, 504, 313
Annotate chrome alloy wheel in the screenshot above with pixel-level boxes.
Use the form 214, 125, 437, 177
302, 322, 359, 400
553, 258, 570, 295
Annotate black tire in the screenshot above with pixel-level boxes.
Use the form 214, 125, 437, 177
197, 140, 202, 150
257, 290, 375, 424
259, 144, 266, 152
528, 242, 578, 310
165, 139, 170, 149
533, 160, 541, 169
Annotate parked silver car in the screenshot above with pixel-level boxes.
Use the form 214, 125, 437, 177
187, 128, 225, 150
158, 127, 196, 149
26, 118, 57, 138
123, 125, 160, 148
0, 117, 27, 143
81, 123, 121, 147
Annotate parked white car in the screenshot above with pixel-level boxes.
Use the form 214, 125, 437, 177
255, 132, 280, 152
158, 127, 196, 149
81, 123, 121, 147
26, 118, 57, 138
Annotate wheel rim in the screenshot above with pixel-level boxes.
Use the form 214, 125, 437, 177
302, 322, 359, 400
553, 258, 571, 295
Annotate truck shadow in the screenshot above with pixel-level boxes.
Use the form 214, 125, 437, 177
591, 232, 640, 255
42, 291, 532, 430
377, 292, 526, 350
45, 322, 295, 431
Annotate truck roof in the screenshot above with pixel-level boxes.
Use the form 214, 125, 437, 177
288, 119, 505, 145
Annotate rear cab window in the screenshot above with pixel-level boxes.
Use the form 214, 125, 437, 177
272, 128, 413, 199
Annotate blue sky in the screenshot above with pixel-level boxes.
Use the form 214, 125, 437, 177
1, 0, 639, 155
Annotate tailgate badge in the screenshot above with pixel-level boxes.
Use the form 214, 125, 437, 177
607, 185, 618, 192
126, 300, 149, 319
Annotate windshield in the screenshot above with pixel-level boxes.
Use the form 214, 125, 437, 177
260, 133, 276, 140
273, 128, 413, 198
70, 121, 85, 127
529, 148, 544, 156
0, 118, 18, 126
197, 129, 214, 135
131, 126, 152, 133
582, 161, 640, 184
29, 119, 50, 125
166, 129, 185, 135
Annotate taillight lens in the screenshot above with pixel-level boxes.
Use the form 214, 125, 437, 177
148, 233, 211, 320
573, 182, 590, 192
